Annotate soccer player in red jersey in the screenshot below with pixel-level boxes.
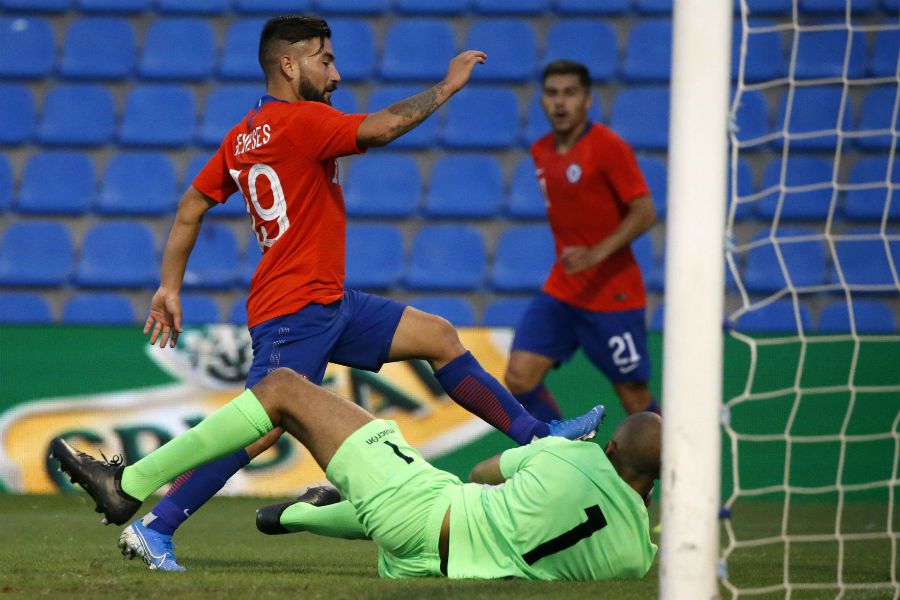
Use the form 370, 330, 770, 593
123, 17, 602, 571
503, 60, 660, 423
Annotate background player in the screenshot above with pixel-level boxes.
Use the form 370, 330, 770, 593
504, 60, 660, 423
129, 16, 602, 570
51, 368, 656, 581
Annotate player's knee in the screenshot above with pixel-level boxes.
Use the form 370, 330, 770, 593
503, 367, 534, 396
253, 368, 304, 413
429, 314, 466, 361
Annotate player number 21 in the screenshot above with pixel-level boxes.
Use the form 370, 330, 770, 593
609, 333, 640, 369
229, 163, 290, 249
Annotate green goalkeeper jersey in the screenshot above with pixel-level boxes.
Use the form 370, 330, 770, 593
447, 436, 657, 581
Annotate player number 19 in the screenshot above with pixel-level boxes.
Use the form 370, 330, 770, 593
229, 163, 290, 249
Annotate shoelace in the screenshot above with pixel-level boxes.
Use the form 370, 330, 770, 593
98, 450, 125, 468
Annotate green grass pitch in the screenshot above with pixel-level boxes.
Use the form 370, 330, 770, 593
2, 494, 894, 599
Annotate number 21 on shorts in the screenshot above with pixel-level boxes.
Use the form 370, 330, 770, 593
609, 332, 641, 374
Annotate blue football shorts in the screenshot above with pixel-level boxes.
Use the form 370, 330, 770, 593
511, 292, 650, 383
245, 289, 407, 387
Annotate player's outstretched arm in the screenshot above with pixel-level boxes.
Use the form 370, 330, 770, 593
145, 186, 218, 348
469, 454, 506, 485
356, 50, 486, 148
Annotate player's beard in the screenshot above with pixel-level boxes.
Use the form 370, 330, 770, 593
298, 73, 335, 106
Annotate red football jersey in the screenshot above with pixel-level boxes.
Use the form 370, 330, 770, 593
531, 123, 650, 312
193, 97, 366, 328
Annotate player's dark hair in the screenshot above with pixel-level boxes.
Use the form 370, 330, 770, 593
258, 15, 331, 79
541, 60, 591, 90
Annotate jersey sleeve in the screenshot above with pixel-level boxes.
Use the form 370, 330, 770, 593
600, 131, 650, 205
500, 437, 573, 479
283, 102, 367, 162
192, 145, 237, 204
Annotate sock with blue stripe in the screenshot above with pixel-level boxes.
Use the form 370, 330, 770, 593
434, 351, 549, 444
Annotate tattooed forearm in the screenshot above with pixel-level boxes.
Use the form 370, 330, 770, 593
386, 83, 446, 121
357, 81, 452, 147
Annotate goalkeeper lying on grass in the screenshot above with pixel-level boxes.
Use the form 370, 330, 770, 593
51, 367, 657, 580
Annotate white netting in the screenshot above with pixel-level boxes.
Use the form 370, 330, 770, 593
723, 2, 900, 598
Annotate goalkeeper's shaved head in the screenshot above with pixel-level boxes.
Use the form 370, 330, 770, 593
606, 412, 661, 494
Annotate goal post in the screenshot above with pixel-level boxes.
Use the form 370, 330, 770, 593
659, 1, 733, 598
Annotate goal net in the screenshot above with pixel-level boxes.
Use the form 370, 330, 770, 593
722, 1, 900, 598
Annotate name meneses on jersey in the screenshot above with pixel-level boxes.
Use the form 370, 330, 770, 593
235, 124, 272, 156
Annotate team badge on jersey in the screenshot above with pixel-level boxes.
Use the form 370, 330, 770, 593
566, 163, 582, 184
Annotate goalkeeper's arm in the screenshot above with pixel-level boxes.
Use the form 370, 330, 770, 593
469, 455, 505, 485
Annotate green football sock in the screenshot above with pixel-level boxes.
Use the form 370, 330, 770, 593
280, 500, 368, 540
120, 390, 273, 501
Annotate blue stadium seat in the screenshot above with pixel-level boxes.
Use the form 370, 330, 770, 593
120, 85, 196, 148
241, 232, 260, 286
17, 152, 95, 215
62, 293, 135, 324
732, 20, 787, 83
219, 19, 265, 80
799, 0, 877, 13
0, 84, 35, 144
37, 84, 115, 146
198, 85, 261, 147
406, 225, 486, 291
756, 157, 833, 221
0, 17, 55, 78
507, 157, 546, 219
394, 0, 468, 14
0, 293, 52, 323
229, 296, 247, 325
180, 292, 220, 324
742, 228, 827, 293
76, 0, 150, 12
96, 153, 177, 215
738, 0, 792, 13
856, 87, 897, 151
233, 0, 310, 12
795, 29, 866, 80
330, 87, 359, 114
344, 154, 421, 217
610, 87, 670, 151
76, 222, 157, 288
621, 19, 672, 82
408, 296, 476, 326
883, 0, 899, 10
473, 0, 549, 13
631, 233, 664, 292
138, 19, 215, 81
317, 0, 390, 13
830, 229, 898, 288
491, 225, 555, 292
870, 30, 899, 77
381, 20, 456, 81
818, 299, 897, 334
183, 224, 239, 289
522, 90, 603, 145
329, 19, 376, 82
842, 156, 900, 221
0, 155, 12, 211
543, 21, 618, 82
1, 0, 69, 10
0, 221, 73, 286
637, 155, 667, 219
733, 89, 770, 147
425, 155, 503, 218
60, 18, 135, 80
775, 86, 849, 151
466, 19, 537, 82
634, 0, 672, 12
367, 86, 438, 148
554, 0, 629, 14
345, 224, 404, 290
482, 297, 531, 328
732, 299, 813, 333
441, 86, 519, 149
157, 0, 229, 14
649, 303, 665, 332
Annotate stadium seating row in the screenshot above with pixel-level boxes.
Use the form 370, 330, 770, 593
1, 149, 896, 222
1, 290, 896, 334
1, 16, 897, 83
2, 0, 898, 16
1, 220, 898, 294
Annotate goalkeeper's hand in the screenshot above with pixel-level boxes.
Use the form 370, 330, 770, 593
144, 285, 183, 348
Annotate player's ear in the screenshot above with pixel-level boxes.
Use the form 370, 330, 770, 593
583, 90, 593, 111
279, 54, 295, 80
604, 439, 617, 459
